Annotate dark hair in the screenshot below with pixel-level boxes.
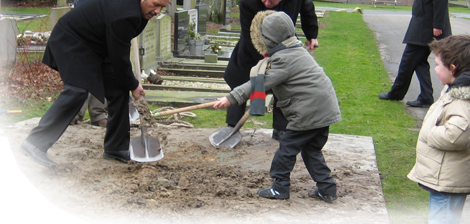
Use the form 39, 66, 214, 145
429, 35, 470, 78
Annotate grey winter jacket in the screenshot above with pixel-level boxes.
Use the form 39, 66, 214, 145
408, 72, 470, 193
227, 11, 341, 131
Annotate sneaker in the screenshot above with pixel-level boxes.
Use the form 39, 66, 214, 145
257, 185, 290, 199
308, 189, 337, 203
103, 150, 130, 163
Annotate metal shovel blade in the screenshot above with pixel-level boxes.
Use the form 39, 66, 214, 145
128, 96, 139, 122
130, 127, 164, 162
209, 127, 242, 148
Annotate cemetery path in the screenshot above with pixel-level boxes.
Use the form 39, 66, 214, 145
4, 117, 388, 224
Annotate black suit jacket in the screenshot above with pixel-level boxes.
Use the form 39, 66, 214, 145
43, 0, 148, 102
223, 0, 318, 89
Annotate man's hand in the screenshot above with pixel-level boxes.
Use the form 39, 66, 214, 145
433, 28, 443, 37
132, 84, 145, 100
305, 39, 319, 50
213, 97, 232, 109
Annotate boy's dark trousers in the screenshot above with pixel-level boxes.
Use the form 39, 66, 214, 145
270, 126, 336, 196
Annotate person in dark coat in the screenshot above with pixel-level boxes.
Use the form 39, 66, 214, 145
223, 0, 319, 140
20, 0, 169, 166
379, 0, 451, 107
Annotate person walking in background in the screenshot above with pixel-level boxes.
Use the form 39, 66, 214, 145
223, 0, 319, 140
20, 0, 169, 166
71, 93, 108, 127
407, 34, 470, 224
378, 0, 451, 107
214, 11, 341, 202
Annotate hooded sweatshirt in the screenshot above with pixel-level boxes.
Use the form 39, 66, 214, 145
227, 11, 341, 131
408, 71, 470, 193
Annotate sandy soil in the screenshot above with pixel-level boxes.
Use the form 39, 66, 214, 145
4, 114, 389, 224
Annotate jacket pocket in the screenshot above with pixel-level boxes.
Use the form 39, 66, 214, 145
414, 148, 443, 185
445, 116, 469, 144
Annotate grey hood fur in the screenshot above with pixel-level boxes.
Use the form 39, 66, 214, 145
251, 11, 296, 55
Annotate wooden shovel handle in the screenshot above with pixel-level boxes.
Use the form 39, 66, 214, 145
232, 110, 250, 133
153, 101, 218, 117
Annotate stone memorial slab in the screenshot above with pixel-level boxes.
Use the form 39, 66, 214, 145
155, 14, 172, 62
223, 0, 231, 26
167, 0, 177, 16
188, 9, 198, 33
0, 18, 17, 71
183, 0, 196, 10
138, 16, 158, 73
174, 10, 189, 56
196, 3, 207, 36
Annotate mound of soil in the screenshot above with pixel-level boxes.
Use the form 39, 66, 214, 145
4, 118, 389, 224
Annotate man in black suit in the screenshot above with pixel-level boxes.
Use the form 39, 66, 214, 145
20, 0, 169, 166
222, 0, 319, 140
378, 0, 451, 107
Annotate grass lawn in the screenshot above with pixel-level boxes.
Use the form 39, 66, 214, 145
3, 2, 461, 223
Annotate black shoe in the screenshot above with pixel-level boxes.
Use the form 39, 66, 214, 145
272, 129, 285, 141
103, 150, 130, 163
308, 189, 337, 203
20, 141, 54, 166
406, 100, 432, 107
378, 92, 401, 101
257, 185, 290, 199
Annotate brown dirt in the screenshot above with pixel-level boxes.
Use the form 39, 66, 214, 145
4, 116, 389, 224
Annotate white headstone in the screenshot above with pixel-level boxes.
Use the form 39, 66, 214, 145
155, 14, 172, 62
188, 9, 198, 34
0, 18, 18, 72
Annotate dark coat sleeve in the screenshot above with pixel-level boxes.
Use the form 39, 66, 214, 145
299, 0, 319, 40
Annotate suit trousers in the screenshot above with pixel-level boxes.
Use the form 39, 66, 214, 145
388, 44, 433, 103
269, 126, 336, 196
225, 95, 288, 130
25, 82, 130, 153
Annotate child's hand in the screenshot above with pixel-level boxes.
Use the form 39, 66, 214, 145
213, 97, 232, 109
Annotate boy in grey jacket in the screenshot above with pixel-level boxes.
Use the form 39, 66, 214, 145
213, 11, 342, 202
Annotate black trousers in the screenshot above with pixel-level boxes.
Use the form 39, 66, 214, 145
25, 82, 130, 153
270, 126, 336, 196
388, 44, 433, 103
225, 95, 288, 130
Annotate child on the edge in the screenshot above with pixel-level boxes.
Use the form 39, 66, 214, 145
213, 11, 342, 202
407, 34, 470, 224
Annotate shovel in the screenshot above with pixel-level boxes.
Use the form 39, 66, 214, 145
152, 101, 217, 117
129, 37, 163, 162
209, 110, 250, 148
0, 110, 22, 114
128, 96, 139, 122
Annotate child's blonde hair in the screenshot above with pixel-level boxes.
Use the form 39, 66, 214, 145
429, 34, 470, 77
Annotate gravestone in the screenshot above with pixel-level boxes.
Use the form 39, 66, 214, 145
155, 14, 172, 62
223, 0, 231, 27
174, 10, 189, 56
167, 0, 177, 16
0, 18, 18, 71
183, 0, 197, 10
188, 9, 198, 33
196, 3, 207, 36
138, 16, 158, 74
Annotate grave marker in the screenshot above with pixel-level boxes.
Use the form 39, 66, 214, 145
174, 10, 189, 56
196, 3, 207, 36
0, 18, 17, 71
155, 14, 172, 62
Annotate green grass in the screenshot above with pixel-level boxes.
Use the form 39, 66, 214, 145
314, 1, 470, 13
1, 7, 51, 33
1, 5, 443, 223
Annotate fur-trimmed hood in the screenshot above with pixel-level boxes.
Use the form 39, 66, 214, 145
250, 11, 296, 55
449, 71, 470, 100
